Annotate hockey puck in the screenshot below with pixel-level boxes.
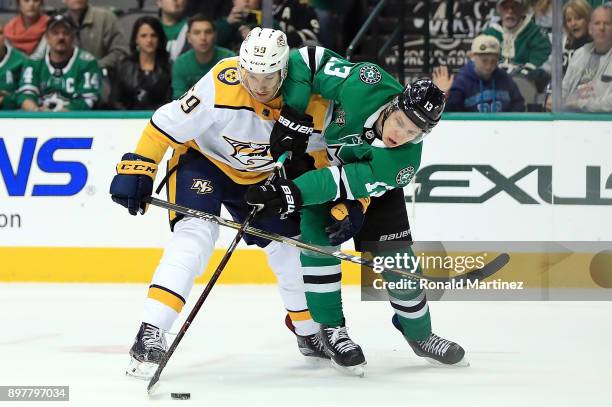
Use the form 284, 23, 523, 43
171, 393, 191, 400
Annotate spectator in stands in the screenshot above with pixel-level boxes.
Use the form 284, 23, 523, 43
111, 16, 171, 110
171, 14, 235, 99
563, 0, 593, 74
158, 0, 188, 61
483, 0, 551, 83
63, 0, 128, 75
437, 34, 525, 112
530, 0, 552, 35
563, 5, 612, 112
273, 0, 319, 48
3, 0, 50, 59
18, 14, 102, 111
0, 21, 27, 109
216, 0, 261, 51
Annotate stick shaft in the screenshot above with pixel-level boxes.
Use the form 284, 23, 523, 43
147, 153, 289, 393
145, 197, 509, 283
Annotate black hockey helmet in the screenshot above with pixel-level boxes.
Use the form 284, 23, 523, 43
398, 79, 446, 135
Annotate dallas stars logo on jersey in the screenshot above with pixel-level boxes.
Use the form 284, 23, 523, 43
359, 65, 382, 85
395, 166, 415, 185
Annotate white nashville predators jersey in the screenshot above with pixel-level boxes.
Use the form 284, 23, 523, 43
135, 57, 329, 184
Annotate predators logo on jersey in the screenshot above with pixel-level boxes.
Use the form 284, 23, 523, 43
223, 136, 272, 170
191, 179, 214, 194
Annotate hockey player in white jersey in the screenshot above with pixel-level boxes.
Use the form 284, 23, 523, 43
110, 28, 330, 378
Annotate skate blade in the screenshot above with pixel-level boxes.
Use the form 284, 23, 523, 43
423, 356, 470, 368
302, 354, 330, 366
330, 359, 367, 377
126, 357, 158, 380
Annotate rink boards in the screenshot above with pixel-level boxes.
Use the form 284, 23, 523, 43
1, 112, 611, 283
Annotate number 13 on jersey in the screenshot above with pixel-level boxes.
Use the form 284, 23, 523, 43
323, 57, 351, 79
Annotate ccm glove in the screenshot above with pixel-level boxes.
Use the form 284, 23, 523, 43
325, 198, 370, 246
109, 153, 157, 215
245, 179, 303, 216
270, 105, 314, 161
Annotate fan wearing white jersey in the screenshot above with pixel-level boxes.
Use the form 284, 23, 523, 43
110, 28, 330, 379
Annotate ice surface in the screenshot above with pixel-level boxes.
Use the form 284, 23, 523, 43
1, 284, 611, 406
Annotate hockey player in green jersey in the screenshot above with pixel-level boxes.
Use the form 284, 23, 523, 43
0, 22, 27, 110
17, 14, 102, 112
246, 46, 467, 375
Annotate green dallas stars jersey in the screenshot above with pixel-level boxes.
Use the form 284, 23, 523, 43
281, 47, 422, 206
0, 43, 27, 110
17, 47, 102, 110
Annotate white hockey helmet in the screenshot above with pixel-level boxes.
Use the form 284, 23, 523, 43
238, 27, 290, 94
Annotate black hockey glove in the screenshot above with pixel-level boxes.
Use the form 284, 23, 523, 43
283, 153, 315, 180
110, 153, 157, 215
245, 179, 303, 216
270, 105, 314, 161
325, 199, 369, 246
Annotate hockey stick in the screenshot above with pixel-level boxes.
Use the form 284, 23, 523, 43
146, 152, 290, 394
144, 197, 510, 284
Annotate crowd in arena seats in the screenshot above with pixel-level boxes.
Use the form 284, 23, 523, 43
430, 0, 611, 112
0, 0, 333, 111
0, 0, 610, 113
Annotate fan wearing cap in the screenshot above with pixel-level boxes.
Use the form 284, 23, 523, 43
441, 34, 525, 112
246, 45, 467, 374
483, 0, 551, 77
17, 14, 102, 111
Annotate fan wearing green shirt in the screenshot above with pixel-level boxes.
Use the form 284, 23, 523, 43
0, 21, 27, 110
171, 14, 235, 100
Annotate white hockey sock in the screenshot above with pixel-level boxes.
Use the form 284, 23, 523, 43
264, 240, 319, 336
143, 217, 219, 331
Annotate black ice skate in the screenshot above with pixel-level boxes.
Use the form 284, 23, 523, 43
392, 314, 468, 366
284, 314, 329, 360
126, 322, 168, 379
296, 332, 330, 360
320, 323, 366, 376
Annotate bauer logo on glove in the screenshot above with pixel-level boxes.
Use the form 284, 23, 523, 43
245, 178, 303, 216
277, 115, 314, 135
269, 105, 314, 161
